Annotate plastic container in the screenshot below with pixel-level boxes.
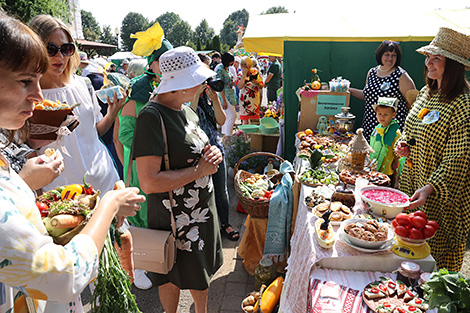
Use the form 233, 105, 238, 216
238, 124, 259, 133
96, 86, 124, 103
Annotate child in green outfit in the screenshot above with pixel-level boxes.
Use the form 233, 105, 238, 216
369, 97, 401, 186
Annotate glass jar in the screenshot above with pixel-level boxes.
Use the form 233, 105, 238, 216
254, 257, 277, 290
396, 261, 421, 287
331, 184, 355, 208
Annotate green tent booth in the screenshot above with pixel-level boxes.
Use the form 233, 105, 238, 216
243, 9, 470, 162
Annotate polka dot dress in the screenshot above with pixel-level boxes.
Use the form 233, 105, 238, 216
362, 66, 409, 141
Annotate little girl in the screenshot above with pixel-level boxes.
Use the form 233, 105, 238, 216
237, 56, 264, 124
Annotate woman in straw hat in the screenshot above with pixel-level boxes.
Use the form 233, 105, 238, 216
395, 27, 470, 271
133, 46, 223, 312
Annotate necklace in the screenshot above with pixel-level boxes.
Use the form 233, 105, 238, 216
378, 65, 394, 72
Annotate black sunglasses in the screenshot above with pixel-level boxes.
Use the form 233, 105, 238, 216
383, 40, 400, 46
47, 42, 76, 57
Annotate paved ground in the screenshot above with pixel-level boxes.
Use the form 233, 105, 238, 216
81, 166, 252, 312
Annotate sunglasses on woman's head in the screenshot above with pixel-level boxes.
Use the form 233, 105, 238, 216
383, 40, 400, 46
47, 42, 76, 57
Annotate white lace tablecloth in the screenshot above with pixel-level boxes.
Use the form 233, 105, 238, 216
278, 185, 436, 313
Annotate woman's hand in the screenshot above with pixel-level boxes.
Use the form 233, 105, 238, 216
106, 90, 127, 118
406, 184, 434, 210
19, 154, 64, 191
196, 145, 222, 176
206, 86, 219, 102
100, 187, 146, 218
394, 141, 410, 157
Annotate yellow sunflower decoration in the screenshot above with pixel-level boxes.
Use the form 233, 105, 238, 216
130, 22, 164, 57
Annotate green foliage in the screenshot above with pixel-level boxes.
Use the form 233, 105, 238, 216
196, 37, 202, 51
204, 39, 212, 51
422, 268, 470, 313
100, 25, 118, 49
223, 131, 270, 171
120, 12, 149, 51
186, 40, 196, 50
219, 9, 249, 47
81, 10, 100, 41
194, 19, 214, 46
1, 0, 70, 23
166, 19, 193, 47
261, 6, 289, 14
212, 35, 221, 53
156, 12, 181, 36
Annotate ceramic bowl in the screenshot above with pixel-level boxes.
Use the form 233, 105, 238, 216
340, 218, 394, 249
360, 185, 410, 219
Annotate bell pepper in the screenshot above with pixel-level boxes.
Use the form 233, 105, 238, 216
61, 184, 84, 200
83, 171, 94, 195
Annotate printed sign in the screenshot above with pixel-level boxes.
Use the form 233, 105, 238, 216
316, 95, 347, 115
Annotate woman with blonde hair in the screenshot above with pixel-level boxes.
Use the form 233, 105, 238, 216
0, 12, 144, 313
29, 14, 124, 193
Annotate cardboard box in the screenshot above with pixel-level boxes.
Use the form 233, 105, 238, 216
298, 90, 350, 131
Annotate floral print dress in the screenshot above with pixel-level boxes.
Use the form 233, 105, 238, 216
133, 102, 223, 290
0, 155, 98, 313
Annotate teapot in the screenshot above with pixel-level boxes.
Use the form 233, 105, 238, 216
334, 107, 355, 133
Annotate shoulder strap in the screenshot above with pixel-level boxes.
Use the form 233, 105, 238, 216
126, 104, 176, 235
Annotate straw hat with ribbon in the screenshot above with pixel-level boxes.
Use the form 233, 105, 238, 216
416, 27, 470, 70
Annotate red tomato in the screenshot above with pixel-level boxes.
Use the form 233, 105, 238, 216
414, 210, 427, 220
411, 216, 426, 229
36, 201, 49, 218
394, 225, 409, 237
392, 219, 399, 228
423, 225, 436, 238
409, 228, 423, 240
395, 213, 411, 226
427, 220, 439, 231
408, 212, 415, 219
415, 298, 423, 304
396, 308, 406, 313
408, 306, 418, 312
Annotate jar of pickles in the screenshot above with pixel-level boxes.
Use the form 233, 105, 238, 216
254, 257, 277, 290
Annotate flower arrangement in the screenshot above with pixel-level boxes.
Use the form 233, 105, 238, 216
224, 130, 270, 171
260, 91, 283, 121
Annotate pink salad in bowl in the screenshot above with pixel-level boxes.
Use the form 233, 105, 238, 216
360, 186, 410, 219
362, 189, 409, 204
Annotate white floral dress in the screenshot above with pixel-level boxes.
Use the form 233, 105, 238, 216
133, 102, 223, 290
0, 155, 98, 313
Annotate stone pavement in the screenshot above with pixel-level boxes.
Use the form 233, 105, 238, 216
81, 166, 254, 312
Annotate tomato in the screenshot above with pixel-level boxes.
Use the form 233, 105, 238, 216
427, 220, 439, 231
371, 287, 380, 294
394, 225, 409, 237
388, 281, 396, 289
408, 306, 417, 312
411, 216, 426, 229
423, 224, 436, 238
395, 213, 411, 226
415, 298, 423, 304
396, 308, 406, 313
409, 228, 423, 240
36, 202, 49, 218
392, 219, 399, 228
414, 210, 427, 220
378, 284, 387, 293
383, 302, 391, 307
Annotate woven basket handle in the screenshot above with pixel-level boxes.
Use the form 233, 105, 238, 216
234, 152, 285, 175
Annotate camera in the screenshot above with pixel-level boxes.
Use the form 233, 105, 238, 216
206, 78, 224, 92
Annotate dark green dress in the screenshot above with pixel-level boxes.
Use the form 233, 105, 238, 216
133, 102, 223, 290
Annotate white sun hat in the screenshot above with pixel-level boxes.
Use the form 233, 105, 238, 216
156, 46, 216, 94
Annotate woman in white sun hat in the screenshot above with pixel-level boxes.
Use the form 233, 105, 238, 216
395, 27, 470, 271
132, 46, 223, 313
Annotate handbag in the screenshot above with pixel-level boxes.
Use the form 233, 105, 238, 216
127, 106, 177, 274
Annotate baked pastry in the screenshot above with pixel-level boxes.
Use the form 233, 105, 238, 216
339, 169, 391, 186
361, 231, 376, 241
330, 202, 342, 212
330, 212, 343, 222
374, 231, 388, 241
348, 227, 364, 238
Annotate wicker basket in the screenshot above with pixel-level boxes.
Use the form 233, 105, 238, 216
234, 152, 285, 218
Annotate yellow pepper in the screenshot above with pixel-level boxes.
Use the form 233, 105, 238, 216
61, 184, 84, 200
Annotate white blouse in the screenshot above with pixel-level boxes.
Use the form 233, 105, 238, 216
40, 75, 119, 193
0, 156, 98, 313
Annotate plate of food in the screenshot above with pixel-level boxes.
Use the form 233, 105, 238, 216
340, 218, 394, 249
314, 201, 353, 225
338, 232, 394, 253
362, 277, 429, 312
339, 169, 391, 186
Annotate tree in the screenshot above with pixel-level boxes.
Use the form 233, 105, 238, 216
212, 35, 221, 53
81, 10, 100, 42
1, 0, 70, 23
261, 6, 289, 14
194, 19, 214, 46
166, 20, 193, 47
219, 9, 249, 48
205, 40, 212, 51
156, 12, 181, 36
100, 25, 118, 49
186, 40, 197, 51
120, 12, 149, 52
196, 37, 202, 51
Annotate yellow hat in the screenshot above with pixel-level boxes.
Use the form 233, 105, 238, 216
242, 56, 253, 68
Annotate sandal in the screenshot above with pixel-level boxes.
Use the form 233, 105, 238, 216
221, 224, 240, 241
